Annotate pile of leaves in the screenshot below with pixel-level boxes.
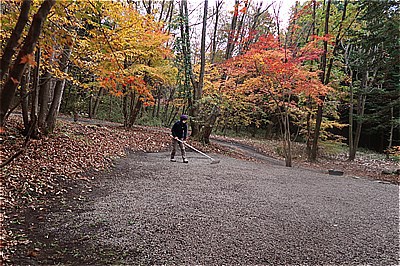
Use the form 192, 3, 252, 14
1, 119, 160, 262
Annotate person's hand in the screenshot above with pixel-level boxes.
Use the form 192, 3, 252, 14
174, 136, 178, 140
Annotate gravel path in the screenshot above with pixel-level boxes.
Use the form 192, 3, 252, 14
37, 150, 399, 265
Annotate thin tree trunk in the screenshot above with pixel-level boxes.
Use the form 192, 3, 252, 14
142, 0, 152, 14
28, 48, 41, 137
163, 87, 175, 124
0, 0, 32, 81
348, 74, 355, 160
191, 0, 208, 139
123, 93, 128, 127
350, 93, 366, 160
306, 1, 316, 159
231, 0, 248, 56
388, 106, 394, 149
158, 0, 166, 22
156, 93, 161, 117
89, 94, 93, 119
92, 87, 104, 118
349, 63, 378, 160
21, 67, 31, 129
310, 0, 331, 161
284, 112, 292, 167
225, 0, 239, 60
0, 0, 56, 127
45, 45, 72, 133
108, 95, 112, 121
166, 1, 174, 35
38, 71, 52, 128
211, 1, 222, 63
128, 98, 143, 127
198, 0, 207, 100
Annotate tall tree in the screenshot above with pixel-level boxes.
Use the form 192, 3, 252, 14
310, 0, 331, 161
0, 0, 56, 128
222, 35, 329, 166
0, 0, 32, 81
347, 0, 399, 158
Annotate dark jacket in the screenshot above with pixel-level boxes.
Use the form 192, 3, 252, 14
171, 120, 188, 140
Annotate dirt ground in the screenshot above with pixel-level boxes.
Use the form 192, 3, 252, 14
8, 149, 399, 265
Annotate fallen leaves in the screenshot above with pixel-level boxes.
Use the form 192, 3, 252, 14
1, 116, 173, 262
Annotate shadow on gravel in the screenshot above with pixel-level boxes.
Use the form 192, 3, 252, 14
10, 151, 399, 265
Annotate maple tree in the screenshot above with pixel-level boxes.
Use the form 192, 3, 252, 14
220, 34, 330, 166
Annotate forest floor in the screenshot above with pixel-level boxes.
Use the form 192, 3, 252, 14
1, 115, 399, 264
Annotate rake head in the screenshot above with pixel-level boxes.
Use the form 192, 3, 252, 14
210, 159, 220, 164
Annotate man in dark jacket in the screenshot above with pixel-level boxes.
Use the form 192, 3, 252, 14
171, 114, 188, 163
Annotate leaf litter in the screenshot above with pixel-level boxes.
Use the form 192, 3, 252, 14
1, 116, 398, 264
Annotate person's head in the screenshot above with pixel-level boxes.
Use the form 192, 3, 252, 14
180, 114, 188, 123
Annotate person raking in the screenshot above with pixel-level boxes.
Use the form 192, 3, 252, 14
171, 114, 189, 163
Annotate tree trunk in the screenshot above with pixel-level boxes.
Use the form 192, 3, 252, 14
201, 106, 220, 144
88, 94, 93, 119
158, 0, 166, 22
197, 0, 207, 102
38, 71, 52, 128
21, 67, 31, 130
349, 93, 367, 160
225, 0, 239, 60
45, 45, 72, 133
28, 48, 41, 137
348, 74, 355, 160
211, 1, 222, 63
305, 1, 316, 159
165, 1, 174, 35
0, 0, 32, 81
192, 0, 208, 139
91, 87, 104, 118
284, 107, 293, 167
123, 94, 128, 127
156, 93, 161, 118
388, 106, 394, 149
0, 0, 56, 127
310, 0, 331, 161
231, 0, 248, 56
128, 97, 143, 127
142, 0, 152, 15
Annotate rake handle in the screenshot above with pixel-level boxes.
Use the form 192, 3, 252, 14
172, 136, 214, 161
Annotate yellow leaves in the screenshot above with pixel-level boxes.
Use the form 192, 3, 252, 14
20, 54, 36, 67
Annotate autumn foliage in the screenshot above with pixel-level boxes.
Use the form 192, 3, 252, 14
223, 34, 330, 102
214, 34, 331, 166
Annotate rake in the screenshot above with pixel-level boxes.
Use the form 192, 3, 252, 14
174, 137, 220, 164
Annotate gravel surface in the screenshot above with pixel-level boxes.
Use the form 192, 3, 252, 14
32, 150, 399, 265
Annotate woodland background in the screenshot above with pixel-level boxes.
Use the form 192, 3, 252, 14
1, 0, 399, 166
0, 0, 399, 263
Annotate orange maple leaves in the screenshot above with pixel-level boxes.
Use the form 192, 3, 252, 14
223, 34, 331, 101
20, 53, 37, 67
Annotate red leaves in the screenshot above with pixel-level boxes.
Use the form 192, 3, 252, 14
224, 33, 331, 100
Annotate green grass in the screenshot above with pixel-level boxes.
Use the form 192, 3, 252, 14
319, 140, 348, 155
